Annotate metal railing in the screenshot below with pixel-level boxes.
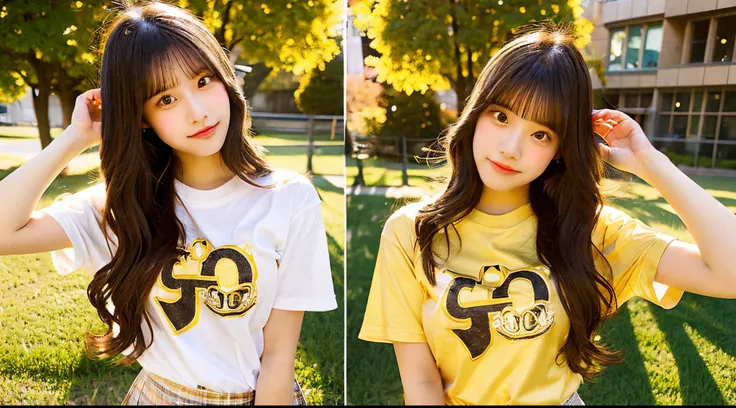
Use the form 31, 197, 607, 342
252, 113, 345, 175
352, 135, 442, 186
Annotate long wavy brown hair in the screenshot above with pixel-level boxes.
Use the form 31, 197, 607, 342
86, 1, 272, 365
415, 27, 623, 380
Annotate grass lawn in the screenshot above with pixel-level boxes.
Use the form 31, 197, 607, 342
346, 156, 448, 194
253, 131, 344, 146
0, 126, 64, 139
0, 132, 345, 404
346, 175, 736, 405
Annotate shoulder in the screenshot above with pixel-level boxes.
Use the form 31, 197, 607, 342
596, 204, 634, 225
253, 169, 320, 213
593, 204, 652, 246
381, 200, 430, 247
50, 181, 106, 214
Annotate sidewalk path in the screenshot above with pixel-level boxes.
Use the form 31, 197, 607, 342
322, 175, 345, 189
0, 138, 39, 158
348, 184, 429, 198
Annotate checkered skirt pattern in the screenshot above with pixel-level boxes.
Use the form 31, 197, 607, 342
122, 369, 308, 405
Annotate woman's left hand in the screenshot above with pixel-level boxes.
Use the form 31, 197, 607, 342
591, 109, 660, 176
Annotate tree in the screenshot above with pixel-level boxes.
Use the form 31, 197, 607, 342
346, 72, 385, 138
295, 53, 344, 115
0, 1, 102, 148
351, 0, 593, 113
182, 0, 342, 101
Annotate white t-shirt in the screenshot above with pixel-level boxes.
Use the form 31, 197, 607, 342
41, 169, 337, 393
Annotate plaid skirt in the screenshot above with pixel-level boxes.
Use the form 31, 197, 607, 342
561, 392, 585, 406
122, 369, 308, 405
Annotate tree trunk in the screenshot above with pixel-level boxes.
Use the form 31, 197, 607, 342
55, 67, 81, 129
449, 1, 467, 115
57, 83, 77, 129
243, 62, 273, 103
31, 85, 52, 149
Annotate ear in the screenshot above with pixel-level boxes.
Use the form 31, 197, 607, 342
141, 121, 151, 129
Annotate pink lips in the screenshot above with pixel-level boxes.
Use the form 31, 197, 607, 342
489, 160, 520, 174
189, 122, 218, 138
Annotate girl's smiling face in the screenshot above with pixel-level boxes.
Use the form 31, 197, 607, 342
472, 104, 560, 193
142, 65, 230, 158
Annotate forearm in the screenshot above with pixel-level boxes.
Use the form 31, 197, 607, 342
638, 150, 736, 279
254, 358, 296, 405
0, 128, 86, 235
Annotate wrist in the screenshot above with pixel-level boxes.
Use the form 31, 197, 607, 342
57, 125, 93, 154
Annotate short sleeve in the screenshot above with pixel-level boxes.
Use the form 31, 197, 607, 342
593, 205, 684, 310
358, 206, 427, 344
39, 183, 114, 278
272, 178, 337, 311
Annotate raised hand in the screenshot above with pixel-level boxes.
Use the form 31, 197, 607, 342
592, 109, 659, 176
68, 88, 103, 149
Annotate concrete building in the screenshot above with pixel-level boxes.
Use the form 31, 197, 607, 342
588, 0, 736, 170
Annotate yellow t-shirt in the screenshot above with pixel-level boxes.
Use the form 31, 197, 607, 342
358, 201, 684, 405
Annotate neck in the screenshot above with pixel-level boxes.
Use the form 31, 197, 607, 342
475, 184, 530, 215
174, 151, 234, 190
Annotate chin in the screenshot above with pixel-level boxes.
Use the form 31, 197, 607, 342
185, 131, 227, 157
477, 172, 526, 192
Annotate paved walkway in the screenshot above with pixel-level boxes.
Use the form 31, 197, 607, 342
0, 138, 39, 158
348, 184, 429, 197
321, 175, 345, 189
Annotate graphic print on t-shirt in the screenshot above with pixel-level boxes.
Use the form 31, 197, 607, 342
154, 238, 259, 334
441, 265, 555, 359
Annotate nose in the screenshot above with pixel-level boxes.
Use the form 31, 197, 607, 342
186, 95, 208, 124
498, 131, 521, 160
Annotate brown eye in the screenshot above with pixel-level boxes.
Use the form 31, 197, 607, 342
159, 95, 175, 106
198, 76, 212, 88
494, 111, 508, 123
533, 132, 550, 141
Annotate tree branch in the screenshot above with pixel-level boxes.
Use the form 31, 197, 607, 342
215, 0, 235, 45
227, 36, 244, 52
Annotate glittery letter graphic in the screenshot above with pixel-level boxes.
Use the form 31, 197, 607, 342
155, 239, 259, 334
443, 266, 554, 359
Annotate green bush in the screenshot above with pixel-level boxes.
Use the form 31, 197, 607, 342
295, 54, 344, 115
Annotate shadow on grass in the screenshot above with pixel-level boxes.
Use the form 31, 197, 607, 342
346, 195, 406, 405
311, 175, 344, 195
63, 359, 140, 405
295, 227, 345, 404
577, 305, 656, 405
647, 294, 736, 404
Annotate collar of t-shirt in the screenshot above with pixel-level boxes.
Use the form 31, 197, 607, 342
173, 176, 245, 206
466, 202, 534, 228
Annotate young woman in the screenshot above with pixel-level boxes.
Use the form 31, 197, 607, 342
0, 2, 336, 405
358, 28, 736, 405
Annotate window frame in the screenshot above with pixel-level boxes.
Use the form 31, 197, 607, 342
606, 22, 663, 72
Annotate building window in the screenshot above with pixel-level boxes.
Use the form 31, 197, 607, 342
608, 28, 626, 71
655, 87, 736, 169
712, 15, 736, 62
626, 26, 642, 68
607, 24, 661, 71
643, 24, 662, 68
690, 19, 710, 63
